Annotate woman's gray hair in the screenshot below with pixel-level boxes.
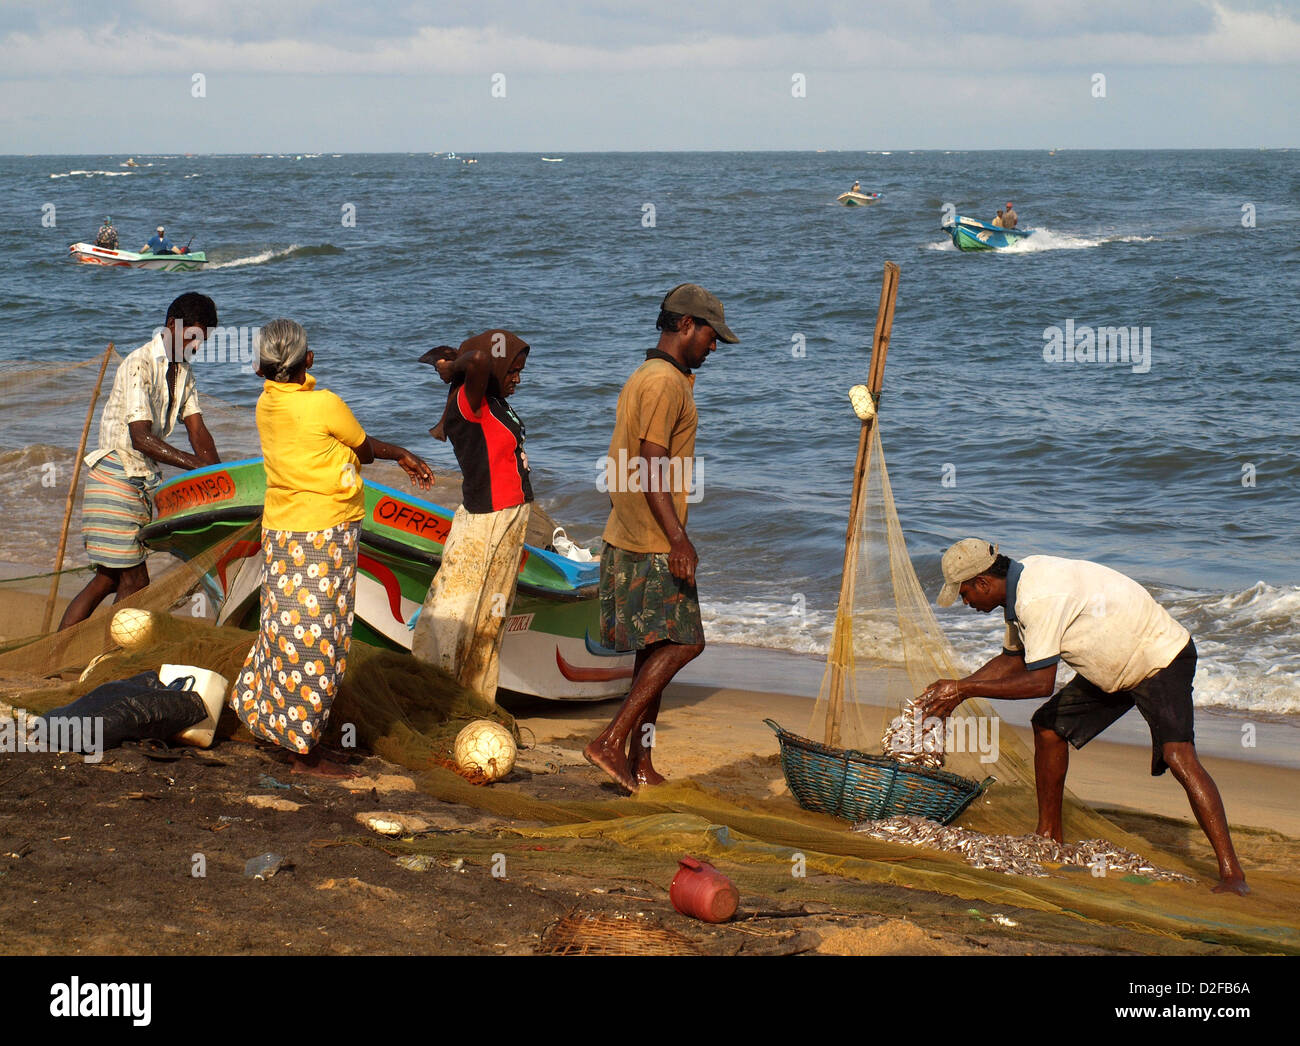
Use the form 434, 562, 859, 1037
257, 318, 309, 382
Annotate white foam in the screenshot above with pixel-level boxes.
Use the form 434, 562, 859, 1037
701, 582, 1300, 721
206, 244, 302, 270
50, 170, 133, 178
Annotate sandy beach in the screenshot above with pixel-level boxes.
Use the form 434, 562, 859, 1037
2, 579, 1297, 957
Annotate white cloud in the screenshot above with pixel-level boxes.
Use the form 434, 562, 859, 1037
0, 2, 1296, 79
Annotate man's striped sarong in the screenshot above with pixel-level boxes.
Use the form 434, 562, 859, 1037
82, 453, 158, 569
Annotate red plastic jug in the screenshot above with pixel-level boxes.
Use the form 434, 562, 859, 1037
670, 856, 739, 923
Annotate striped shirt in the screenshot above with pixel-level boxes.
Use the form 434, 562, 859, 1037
85, 336, 201, 480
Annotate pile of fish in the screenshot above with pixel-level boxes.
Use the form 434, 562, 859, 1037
880, 697, 945, 769
853, 814, 1195, 882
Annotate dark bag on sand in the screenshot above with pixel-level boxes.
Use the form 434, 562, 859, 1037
41, 671, 208, 752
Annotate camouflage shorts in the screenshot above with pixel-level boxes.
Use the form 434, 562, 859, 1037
599, 544, 704, 652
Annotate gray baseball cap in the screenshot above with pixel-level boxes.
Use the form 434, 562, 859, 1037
662, 283, 739, 343
936, 538, 999, 606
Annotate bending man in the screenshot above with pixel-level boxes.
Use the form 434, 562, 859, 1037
919, 538, 1247, 894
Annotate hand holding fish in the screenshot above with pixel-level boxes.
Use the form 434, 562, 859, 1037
919, 679, 964, 720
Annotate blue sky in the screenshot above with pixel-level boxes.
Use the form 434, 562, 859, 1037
1, 0, 1297, 151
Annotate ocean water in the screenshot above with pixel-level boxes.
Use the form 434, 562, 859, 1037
1, 150, 1297, 719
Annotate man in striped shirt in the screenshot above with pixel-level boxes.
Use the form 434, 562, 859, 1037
58, 293, 223, 630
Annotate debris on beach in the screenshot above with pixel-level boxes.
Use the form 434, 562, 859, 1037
357, 811, 430, 836
394, 855, 438, 872
853, 815, 1195, 882
244, 852, 290, 879
246, 795, 302, 812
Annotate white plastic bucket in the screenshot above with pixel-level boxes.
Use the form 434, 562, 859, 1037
159, 664, 229, 749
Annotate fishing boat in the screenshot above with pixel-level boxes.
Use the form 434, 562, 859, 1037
541, 157, 564, 162
837, 190, 882, 206
139, 459, 635, 701
941, 215, 1032, 251
69, 243, 208, 271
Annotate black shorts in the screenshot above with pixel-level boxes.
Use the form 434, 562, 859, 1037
1030, 639, 1196, 776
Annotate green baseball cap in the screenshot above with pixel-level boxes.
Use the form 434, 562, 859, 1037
661, 283, 739, 343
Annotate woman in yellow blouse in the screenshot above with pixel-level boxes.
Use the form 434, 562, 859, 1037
230, 318, 433, 774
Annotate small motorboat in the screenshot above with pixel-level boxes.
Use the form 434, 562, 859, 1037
941, 215, 1032, 251
837, 190, 882, 206
140, 459, 635, 701
541, 157, 564, 162
69, 243, 208, 271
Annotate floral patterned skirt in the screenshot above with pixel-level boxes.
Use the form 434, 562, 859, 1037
229, 521, 360, 754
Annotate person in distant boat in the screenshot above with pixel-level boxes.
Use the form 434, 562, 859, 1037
141, 226, 178, 255
230, 318, 433, 777
584, 284, 738, 793
412, 330, 534, 704
919, 538, 1249, 896
58, 292, 223, 630
1002, 201, 1018, 228
991, 209, 1005, 228
851, 180, 861, 193
95, 217, 119, 250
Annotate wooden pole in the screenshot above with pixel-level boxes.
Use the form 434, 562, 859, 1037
42, 344, 114, 634
824, 263, 899, 747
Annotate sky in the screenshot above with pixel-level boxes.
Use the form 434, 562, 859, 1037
1, 0, 1297, 152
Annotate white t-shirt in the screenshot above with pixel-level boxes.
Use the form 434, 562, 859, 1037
1002, 556, 1190, 693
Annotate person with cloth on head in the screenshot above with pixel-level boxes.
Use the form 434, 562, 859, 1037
95, 217, 118, 250
59, 292, 223, 630
230, 318, 434, 776
584, 283, 738, 792
411, 330, 533, 704
918, 538, 1249, 895
140, 226, 178, 255
991, 208, 1005, 228
1002, 201, 1018, 229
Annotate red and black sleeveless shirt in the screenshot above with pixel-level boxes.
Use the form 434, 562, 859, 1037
444, 384, 533, 513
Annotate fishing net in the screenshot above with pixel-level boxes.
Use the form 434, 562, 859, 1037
2, 350, 1299, 954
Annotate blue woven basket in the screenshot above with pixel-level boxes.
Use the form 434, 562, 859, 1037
765, 719, 994, 825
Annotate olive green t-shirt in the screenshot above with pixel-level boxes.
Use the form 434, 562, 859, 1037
602, 357, 698, 554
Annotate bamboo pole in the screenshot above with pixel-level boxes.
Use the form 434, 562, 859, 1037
42, 344, 114, 633
824, 263, 899, 747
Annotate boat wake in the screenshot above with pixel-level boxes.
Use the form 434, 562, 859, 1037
206, 243, 344, 269
925, 227, 1160, 253
49, 170, 133, 179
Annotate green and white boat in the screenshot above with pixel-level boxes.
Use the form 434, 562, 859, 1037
69, 242, 208, 271
140, 459, 635, 701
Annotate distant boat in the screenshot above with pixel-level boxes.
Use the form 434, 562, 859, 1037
837, 190, 882, 206
541, 157, 564, 162
445, 151, 458, 159
940, 215, 1032, 251
68, 243, 208, 271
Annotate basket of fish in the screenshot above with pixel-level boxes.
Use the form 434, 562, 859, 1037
764, 719, 993, 825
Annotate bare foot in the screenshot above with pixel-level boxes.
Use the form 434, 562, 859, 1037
583, 739, 637, 793
1034, 825, 1065, 844
630, 757, 666, 788
289, 750, 361, 780
1211, 876, 1250, 896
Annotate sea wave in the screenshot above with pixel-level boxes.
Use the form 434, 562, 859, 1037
698, 582, 1300, 720
49, 170, 133, 178
206, 243, 344, 269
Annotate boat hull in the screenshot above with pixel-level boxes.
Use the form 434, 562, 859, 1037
837, 191, 882, 206
69, 242, 208, 271
140, 459, 635, 701
941, 216, 1031, 251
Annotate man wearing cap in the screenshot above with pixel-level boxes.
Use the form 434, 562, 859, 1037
584, 283, 738, 792
141, 226, 178, 255
920, 539, 1248, 895
1002, 202, 1018, 229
